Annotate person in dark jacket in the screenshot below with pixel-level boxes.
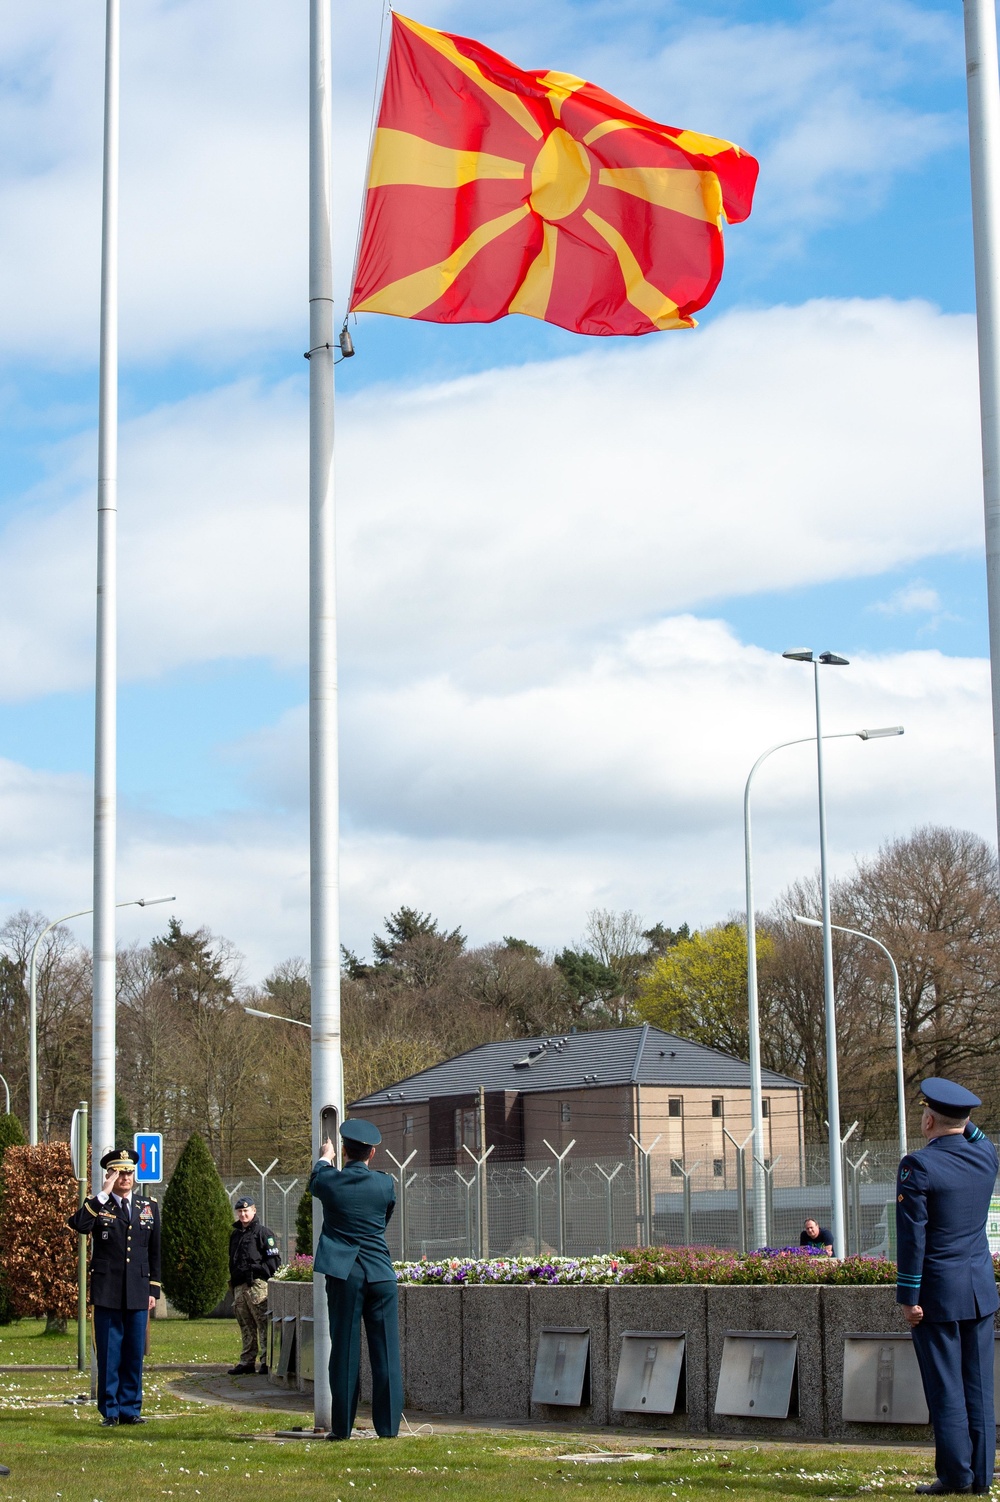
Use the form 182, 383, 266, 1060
896, 1078, 1000, 1496
309, 1119, 402, 1440
67, 1147, 161, 1427
227, 1196, 281, 1375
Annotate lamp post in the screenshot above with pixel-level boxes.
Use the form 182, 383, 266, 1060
0, 1073, 9, 1115
243, 1007, 312, 1029
28, 895, 174, 1146
744, 724, 903, 1248
794, 915, 906, 1162
782, 648, 857, 1257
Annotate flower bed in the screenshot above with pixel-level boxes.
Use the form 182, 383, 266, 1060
274, 1246, 900, 1286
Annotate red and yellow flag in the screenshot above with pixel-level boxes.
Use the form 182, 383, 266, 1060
350, 14, 758, 338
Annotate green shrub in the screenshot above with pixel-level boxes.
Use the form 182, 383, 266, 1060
295, 1187, 313, 1258
0, 1112, 27, 1324
161, 1133, 231, 1317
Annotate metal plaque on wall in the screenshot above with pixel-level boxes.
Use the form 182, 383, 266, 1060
276, 1315, 297, 1378
299, 1316, 314, 1382
842, 1334, 928, 1424
532, 1327, 590, 1407
714, 1331, 797, 1418
613, 1332, 685, 1414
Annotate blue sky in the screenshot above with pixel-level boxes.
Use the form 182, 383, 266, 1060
0, 0, 996, 978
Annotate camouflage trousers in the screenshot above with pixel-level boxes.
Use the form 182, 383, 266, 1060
234, 1279, 269, 1367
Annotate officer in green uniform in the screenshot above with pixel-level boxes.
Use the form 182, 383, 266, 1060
309, 1119, 402, 1440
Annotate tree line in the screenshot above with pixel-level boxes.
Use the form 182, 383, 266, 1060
0, 823, 996, 1171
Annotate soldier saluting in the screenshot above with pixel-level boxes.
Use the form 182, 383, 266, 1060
896, 1079, 999, 1496
68, 1147, 162, 1427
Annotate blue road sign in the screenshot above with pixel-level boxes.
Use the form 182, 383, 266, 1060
133, 1132, 163, 1183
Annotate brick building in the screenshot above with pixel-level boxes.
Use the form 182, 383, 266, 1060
350, 1023, 804, 1184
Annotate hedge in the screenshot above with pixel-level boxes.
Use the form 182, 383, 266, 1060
274, 1245, 905, 1287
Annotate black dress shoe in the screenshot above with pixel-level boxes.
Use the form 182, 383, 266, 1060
915, 1484, 972, 1495
325, 1433, 348, 1442
227, 1364, 255, 1375
100, 1417, 118, 1428
257, 1363, 268, 1376
119, 1415, 147, 1425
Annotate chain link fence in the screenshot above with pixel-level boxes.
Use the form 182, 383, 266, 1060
377, 1138, 923, 1262
156, 1136, 989, 1264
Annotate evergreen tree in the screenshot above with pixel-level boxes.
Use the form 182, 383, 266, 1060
0, 1112, 26, 1323
161, 1133, 231, 1317
295, 1187, 313, 1258
114, 1090, 134, 1146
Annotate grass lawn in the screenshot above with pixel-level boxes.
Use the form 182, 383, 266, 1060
0, 1400, 942, 1502
0, 1325, 943, 1502
0, 1363, 946, 1502
0, 1319, 236, 1367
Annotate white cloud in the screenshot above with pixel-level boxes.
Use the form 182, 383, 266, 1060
0, 297, 983, 701
871, 581, 943, 615
0, 0, 963, 365
1, 616, 994, 978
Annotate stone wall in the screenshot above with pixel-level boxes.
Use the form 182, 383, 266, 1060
266, 1280, 959, 1438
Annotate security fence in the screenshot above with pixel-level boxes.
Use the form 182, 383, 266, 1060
174, 1136, 987, 1264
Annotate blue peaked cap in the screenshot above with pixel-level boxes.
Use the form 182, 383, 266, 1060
340, 1118, 381, 1146
920, 1077, 981, 1114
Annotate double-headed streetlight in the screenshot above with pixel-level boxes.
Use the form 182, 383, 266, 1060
744, 721, 903, 1247
28, 895, 174, 1145
794, 915, 906, 1162
782, 647, 886, 1259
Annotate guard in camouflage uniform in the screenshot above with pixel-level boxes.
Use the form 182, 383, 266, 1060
67, 1147, 161, 1427
227, 1196, 281, 1375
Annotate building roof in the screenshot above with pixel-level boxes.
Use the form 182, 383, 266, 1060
350, 1023, 802, 1107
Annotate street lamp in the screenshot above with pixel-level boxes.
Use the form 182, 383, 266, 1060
744, 723, 903, 1247
782, 647, 859, 1257
0, 1072, 9, 1115
27, 895, 175, 1145
243, 1007, 312, 1029
794, 915, 906, 1162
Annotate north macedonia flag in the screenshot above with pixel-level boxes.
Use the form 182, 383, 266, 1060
350, 15, 758, 338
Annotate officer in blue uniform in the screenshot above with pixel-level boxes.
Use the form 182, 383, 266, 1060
896, 1078, 999, 1495
67, 1147, 161, 1427
309, 1119, 402, 1440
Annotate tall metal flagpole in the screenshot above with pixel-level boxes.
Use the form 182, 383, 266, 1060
964, 0, 1000, 854
309, 0, 343, 1434
92, 0, 120, 1189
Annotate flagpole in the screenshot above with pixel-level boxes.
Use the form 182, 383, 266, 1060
309, 0, 343, 1434
963, 0, 1000, 855
92, 0, 120, 1190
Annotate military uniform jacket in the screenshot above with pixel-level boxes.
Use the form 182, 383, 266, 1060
895, 1123, 1000, 1321
308, 1160, 396, 1282
68, 1193, 162, 1311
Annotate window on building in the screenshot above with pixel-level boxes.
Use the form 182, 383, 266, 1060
668, 1097, 682, 1118
403, 1114, 414, 1137
453, 1106, 480, 1156
713, 1158, 724, 1177
711, 1097, 724, 1119
670, 1158, 683, 1177
559, 1102, 571, 1124
762, 1098, 770, 1118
